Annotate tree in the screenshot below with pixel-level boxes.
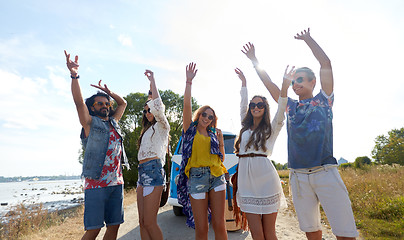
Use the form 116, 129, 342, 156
119, 89, 200, 188
372, 128, 404, 165
354, 156, 371, 168
271, 160, 288, 170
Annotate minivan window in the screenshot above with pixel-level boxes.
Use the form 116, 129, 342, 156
175, 134, 236, 155
224, 135, 236, 154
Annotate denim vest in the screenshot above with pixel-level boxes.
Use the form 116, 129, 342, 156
81, 116, 129, 179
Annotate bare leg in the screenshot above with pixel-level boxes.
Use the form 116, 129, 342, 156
245, 213, 265, 240
208, 189, 228, 240
306, 230, 322, 240
262, 212, 278, 240
81, 229, 101, 240
103, 224, 120, 240
137, 186, 151, 240
190, 194, 209, 240
142, 186, 164, 240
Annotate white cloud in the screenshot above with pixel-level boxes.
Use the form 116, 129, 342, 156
46, 66, 71, 98
118, 34, 133, 47
0, 67, 76, 130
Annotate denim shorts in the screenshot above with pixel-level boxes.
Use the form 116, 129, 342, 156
188, 167, 226, 194
137, 159, 165, 187
84, 184, 124, 230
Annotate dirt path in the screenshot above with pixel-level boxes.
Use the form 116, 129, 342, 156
97, 201, 337, 240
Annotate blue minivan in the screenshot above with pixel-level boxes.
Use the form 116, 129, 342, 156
167, 131, 240, 230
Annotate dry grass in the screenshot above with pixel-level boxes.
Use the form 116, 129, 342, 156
1, 188, 137, 240
340, 164, 404, 239
279, 165, 404, 240
0, 203, 51, 239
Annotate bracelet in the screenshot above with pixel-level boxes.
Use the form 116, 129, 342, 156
71, 75, 80, 79
186, 80, 192, 85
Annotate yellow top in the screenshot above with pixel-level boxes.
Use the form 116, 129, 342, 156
185, 130, 227, 177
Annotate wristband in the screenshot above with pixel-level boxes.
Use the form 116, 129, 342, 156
186, 80, 192, 85
71, 75, 80, 79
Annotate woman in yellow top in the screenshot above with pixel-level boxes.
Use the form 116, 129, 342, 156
177, 62, 227, 240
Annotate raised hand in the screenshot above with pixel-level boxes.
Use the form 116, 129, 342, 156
280, 65, 295, 97
294, 28, 311, 41
283, 65, 295, 86
91, 80, 111, 95
241, 42, 257, 61
235, 68, 246, 87
186, 62, 198, 82
144, 69, 155, 82
64, 50, 79, 76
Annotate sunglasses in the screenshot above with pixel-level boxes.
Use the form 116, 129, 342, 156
292, 77, 304, 85
201, 112, 214, 120
143, 108, 151, 114
93, 101, 111, 107
249, 102, 265, 109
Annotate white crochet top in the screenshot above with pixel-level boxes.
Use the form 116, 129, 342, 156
137, 97, 170, 166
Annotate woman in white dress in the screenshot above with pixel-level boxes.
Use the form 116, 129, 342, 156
233, 65, 293, 240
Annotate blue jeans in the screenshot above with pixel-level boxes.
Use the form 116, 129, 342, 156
84, 184, 124, 230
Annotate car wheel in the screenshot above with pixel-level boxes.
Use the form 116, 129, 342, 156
173, 206, 184, 216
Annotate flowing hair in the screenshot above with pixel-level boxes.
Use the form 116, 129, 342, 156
138, 100, 157, 147
192, 105, 218, 130
234, 96, 272, 154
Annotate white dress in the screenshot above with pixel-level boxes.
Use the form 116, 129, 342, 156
236, 87, 287, 214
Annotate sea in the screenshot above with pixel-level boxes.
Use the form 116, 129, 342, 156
0, 179, 84, 223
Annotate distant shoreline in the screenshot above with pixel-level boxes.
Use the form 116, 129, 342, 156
0, 175, 81, 183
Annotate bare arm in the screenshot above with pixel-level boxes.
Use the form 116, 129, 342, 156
295, 28, 333, 95
183, 62, 197, 132
242, 42, 281, 102
235, 68, 246, 87
90, 80, 127, 122
144, 70, 170, 129
145, 69, 159, 100
65, 50, 92, 134
280, 65, 294, 98
216, 128, 225, 162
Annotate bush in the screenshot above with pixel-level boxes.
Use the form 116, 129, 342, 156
354, 156, 372, 169
368, 196, 404, 220
339, 162, 353, 170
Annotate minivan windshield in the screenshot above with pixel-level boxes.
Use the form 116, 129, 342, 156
176, 134, 236, 154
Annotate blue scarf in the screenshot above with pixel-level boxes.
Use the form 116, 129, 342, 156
176, 121, 223, 228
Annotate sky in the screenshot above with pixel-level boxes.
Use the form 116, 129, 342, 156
0, 0, 403, 177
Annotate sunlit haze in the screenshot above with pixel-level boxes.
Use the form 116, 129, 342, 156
0, 0, 403, 177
